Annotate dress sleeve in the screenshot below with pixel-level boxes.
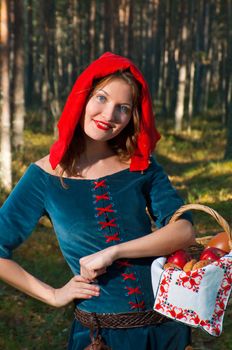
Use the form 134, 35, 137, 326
0, 164, 47, 258
146, 156, 192, 228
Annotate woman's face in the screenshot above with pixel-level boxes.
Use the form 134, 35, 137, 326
81, 78, 133, 142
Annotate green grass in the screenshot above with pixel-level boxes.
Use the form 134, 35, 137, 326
0, 116, 232, 349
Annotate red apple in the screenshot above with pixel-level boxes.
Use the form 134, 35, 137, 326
212, 247, 228, 257
167, 249, 191, 269
200, 247, 227, 262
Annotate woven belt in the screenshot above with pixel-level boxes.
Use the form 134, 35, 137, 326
74, 307, 167, 329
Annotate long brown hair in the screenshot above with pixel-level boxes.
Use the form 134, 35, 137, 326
60, 70, 141, 177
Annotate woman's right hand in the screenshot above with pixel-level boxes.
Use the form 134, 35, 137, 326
52, 275, 100, 308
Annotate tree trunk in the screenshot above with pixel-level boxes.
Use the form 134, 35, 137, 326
148, 0, 159, 98
40, 0, 51, 132
194, 0, 204, 114
202, 1, 210, 113
0, 0, 12, 190
175, 3, 188, 132
175, 64, 187, 132
224, 81, 232, 159
71, 0, 80, 78
25, 0, 33, 106
89, 0, 96, 61
127, 0, 134, 58
121, 0, 130, 56
12, 0, 25, 150
220, 43, 227, 124
186, 0, 195, 132
160, 1, 170, 116
153, 0, 165, 97
51, 8, 63, 137
224, 0, 232, 159
104, 1, 112, 52
187, 61, 195, 131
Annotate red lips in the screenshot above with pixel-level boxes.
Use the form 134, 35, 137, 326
93, 120, 113, 131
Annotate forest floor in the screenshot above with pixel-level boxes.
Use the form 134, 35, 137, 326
0, 115, 231, 349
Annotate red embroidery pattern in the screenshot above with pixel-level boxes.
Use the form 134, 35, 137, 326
220, 275, 231, 296
176, 269, 205, 293
166, 306, 187, 320
154, 256, 232, 336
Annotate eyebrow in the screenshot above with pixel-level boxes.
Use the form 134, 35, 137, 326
97, 89, 132, 107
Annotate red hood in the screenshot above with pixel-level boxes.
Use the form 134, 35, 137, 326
49, 52, 161, 171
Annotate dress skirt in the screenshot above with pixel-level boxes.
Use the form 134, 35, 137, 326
68, 318, 191, 350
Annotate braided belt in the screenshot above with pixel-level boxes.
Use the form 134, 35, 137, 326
74, 308, 167, 329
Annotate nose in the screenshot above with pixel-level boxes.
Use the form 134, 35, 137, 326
102, 104, 117, 122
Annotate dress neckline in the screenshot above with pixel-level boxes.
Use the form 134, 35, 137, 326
31, 163, 131, 182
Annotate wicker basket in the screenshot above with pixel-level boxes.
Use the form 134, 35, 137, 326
152, 204, 232, 337
169, 203, 232, 258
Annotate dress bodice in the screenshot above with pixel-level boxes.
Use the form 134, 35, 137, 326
0, 157, 191, 313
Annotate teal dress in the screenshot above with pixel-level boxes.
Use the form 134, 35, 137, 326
0, 156, 191, 349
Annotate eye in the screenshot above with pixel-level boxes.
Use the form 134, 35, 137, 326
96, 94, 107, 103
119, 105, 131, 115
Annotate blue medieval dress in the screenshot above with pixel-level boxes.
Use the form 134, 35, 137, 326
0, 156, 192, 349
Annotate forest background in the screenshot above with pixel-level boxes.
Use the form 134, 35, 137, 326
0, 0, 232, 349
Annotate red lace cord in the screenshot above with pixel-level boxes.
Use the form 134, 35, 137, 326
125, 286, 142, 295
95, 193, 110, 202
99, 218, 117, 230
116, 260, 133, 267
129, 301, 145, 310
96, 204, 114, 216
94, 180, 107, 190
93, 179, 145, 309
105, 232, 120, 243
121, 273, 136, 281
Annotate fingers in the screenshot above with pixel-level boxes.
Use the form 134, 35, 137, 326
72, 275, 91, 283
72, 275, 100, 294
53, 276, 101, 307
73, 280, 100, 299
75, 288, 100, 299
80, 266, 107, 281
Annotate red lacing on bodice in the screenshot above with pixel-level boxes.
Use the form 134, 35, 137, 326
129, 301, 145, 310
116, 259, 146, 310
99, 218, 117, 230
96, 204, 114, 216
95, 193, 110, 202
93, 180, 146, 311
116, 260, 133, 267
94, 180, 107, 190
93, 181, 118, 242
121, 273, 136, 281
126, 286, 142, 295
105, 232, 120, 243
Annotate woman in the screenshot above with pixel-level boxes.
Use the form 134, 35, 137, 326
0, 52, 195, 349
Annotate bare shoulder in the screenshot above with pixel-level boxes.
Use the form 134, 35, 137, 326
35, 155, 59, 176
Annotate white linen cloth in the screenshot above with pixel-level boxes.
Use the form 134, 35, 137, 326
151, 253, 232, 336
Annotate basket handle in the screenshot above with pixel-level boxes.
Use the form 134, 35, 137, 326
169, 203, 232, 248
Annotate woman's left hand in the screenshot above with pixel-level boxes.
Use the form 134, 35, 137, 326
79, 246, 117, 281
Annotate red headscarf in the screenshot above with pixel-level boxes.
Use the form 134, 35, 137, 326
49, 52, 161, 171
